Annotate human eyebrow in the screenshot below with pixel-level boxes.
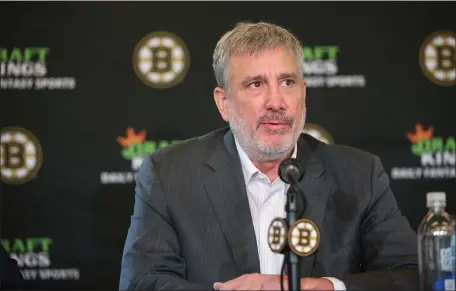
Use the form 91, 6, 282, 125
241, 75, 264, 87
278, 73, 298, 80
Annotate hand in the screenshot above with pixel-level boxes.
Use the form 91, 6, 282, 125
213, 273, 280, 290
301, 278, 335, 290
213, 273, 334, 290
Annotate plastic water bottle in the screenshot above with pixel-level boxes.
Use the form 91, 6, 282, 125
418, 192, 456, 291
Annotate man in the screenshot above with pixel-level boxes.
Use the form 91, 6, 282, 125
0, 242, 23, 290
119, 21, 418, 290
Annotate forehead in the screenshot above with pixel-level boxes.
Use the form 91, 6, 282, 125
228, 46, 299, 78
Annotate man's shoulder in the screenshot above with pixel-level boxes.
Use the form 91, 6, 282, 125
304, 133, 377, 161
303, 134, 385, 193
148, 127, 229, 165
323, 142, 377, 164
303, 133, 379, 175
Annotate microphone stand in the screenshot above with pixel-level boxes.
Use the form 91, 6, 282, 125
273, 158, 311, 291
285, 178, 301, 291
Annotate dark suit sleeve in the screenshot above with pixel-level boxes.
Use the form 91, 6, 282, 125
119, 157, 205, 290
0, 242, 24, 290
338, 155, 419, 291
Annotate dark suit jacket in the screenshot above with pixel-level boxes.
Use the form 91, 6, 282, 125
0, 242, 23, 290
119, 128, 418, 291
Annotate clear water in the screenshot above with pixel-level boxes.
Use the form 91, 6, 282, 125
418, 209, 456, 291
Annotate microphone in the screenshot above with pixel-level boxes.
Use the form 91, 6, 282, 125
279, 158, 304, 185
268, 157, 320, 291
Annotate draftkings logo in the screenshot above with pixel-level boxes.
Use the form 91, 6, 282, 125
0, 47, 76, 90
303, 46, 366, 88
419, 31, 456, 87
0, 237, 80, 280
100, 127, 179, 184
391, 124, 455, 180
302, 123, 334, 144
132, 31, 190, 89
0, 126, 43, 185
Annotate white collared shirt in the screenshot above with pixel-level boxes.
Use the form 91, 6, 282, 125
234, 137, 346, 290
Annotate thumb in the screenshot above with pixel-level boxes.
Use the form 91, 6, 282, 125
213, 282, 222, 290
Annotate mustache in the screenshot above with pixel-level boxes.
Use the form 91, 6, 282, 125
257, 112, 294, 127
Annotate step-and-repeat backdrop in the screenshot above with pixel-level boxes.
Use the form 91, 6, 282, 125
1, 2, 455, 289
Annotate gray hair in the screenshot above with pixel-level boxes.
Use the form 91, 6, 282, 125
212, 21, 305, 93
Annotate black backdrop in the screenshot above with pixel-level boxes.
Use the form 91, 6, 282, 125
1, 1, 455, 289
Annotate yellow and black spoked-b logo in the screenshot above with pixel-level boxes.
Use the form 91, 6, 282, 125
420, 31, 456, 87
268, 218, 288, 254
288, 219, 320, 257
0, 127, 43, 185
133, 31, 190, 89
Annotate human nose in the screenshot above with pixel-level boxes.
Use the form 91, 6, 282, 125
265, 85, 286, 111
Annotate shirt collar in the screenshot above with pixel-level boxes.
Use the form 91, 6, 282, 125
234, 136, 298, 185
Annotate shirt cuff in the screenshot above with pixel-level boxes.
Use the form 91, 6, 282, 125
323, 277, 346, 290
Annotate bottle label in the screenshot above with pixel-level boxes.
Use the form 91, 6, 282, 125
441, 247, 453, 272
445, 279, 455, 291
453, 234, 456, 272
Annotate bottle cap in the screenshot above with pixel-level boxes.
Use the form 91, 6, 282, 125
426, 192, 446, 207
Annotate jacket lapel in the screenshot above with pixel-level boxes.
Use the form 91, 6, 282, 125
203, 131, 260, 276
202, 131, 332, 277
295, 134, 333, 277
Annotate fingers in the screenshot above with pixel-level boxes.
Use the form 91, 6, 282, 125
214, 281, 238, 290
213, 274, 256, 290
214, 274, 281, 291
213, 276, 244, 290
301, 278, 317, 290
300, 278, 334, 290
213, 282, 222, 290
237, 276, 256, 290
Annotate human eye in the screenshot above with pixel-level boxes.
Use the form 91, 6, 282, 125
282, 79, 295, 87
248, 81, 262, 88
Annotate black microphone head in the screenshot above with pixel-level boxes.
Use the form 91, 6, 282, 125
279, 158, 304, 184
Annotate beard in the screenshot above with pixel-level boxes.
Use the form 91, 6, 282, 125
228, 104, 306, 161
